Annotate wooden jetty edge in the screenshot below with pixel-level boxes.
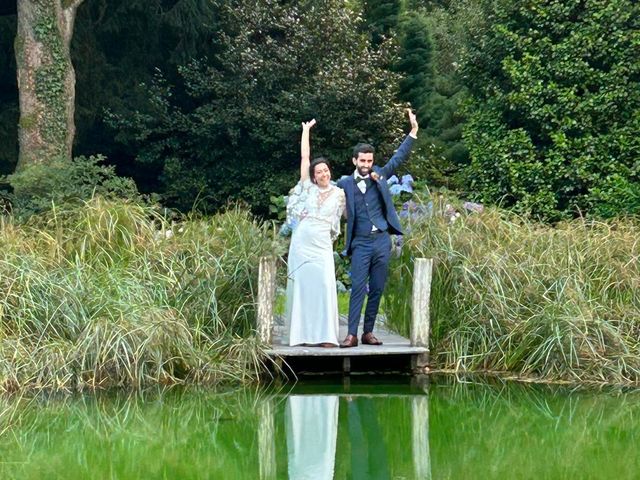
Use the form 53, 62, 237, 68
257, 256, 433, 373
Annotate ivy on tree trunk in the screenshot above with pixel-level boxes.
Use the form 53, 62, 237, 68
15, 0, 84, 169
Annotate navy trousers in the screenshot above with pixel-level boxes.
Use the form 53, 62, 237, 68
347, 231, 392, 336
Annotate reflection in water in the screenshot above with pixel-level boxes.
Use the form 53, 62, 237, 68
412, 395, 431, 480
346, 397, 391, 480
286, 396, 338, 480
258, 401, 276, 480
2, 378, 640, 479
431, 379, 640, 479
279, 391, 431, 480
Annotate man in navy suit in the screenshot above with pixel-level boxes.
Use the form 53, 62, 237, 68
337, 109, 419, 347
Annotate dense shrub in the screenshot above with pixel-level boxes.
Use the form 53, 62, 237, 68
2, 155, 140, 220
460, 0, 640, 220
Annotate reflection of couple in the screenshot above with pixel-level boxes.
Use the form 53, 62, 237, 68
285, 395, 392, 480
286, 110, 419, 348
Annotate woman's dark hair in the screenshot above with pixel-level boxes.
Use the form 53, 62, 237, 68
309, 157, 332, 183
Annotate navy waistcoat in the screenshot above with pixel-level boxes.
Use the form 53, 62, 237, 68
353, 182, 388, 236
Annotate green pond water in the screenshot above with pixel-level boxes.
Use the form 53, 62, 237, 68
1, 376, 638, 479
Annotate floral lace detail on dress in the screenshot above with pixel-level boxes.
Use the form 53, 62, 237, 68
286, 179, 345, 241
330, 188, 346, 241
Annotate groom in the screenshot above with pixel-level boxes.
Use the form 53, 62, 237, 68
338, 109, 419, 348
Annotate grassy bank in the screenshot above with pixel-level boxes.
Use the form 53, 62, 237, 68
385, 194, 640, 385
0, 198, 282, 392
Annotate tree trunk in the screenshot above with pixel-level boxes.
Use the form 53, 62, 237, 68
15, 0, 84, 170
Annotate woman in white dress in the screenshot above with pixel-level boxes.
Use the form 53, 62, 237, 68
285, 119, 346, 347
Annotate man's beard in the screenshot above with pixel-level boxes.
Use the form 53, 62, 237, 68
357, 166, 371, 176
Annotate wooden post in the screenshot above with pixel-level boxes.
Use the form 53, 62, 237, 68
411, 258, 433, 369
412, 395, 431, 479
257, 256, 277, 345
343, 357, 351, 375
258, 399, 276, 480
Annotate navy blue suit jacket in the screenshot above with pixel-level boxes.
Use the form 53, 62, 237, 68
337, 135, 416, 255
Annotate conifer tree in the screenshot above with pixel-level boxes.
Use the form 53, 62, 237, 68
362, 0, 401, 45
396, 13, 433, 125
395, 11, 468, 187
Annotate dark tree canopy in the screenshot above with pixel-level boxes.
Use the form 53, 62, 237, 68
396, 13, 434, 123
108, 0, 403, 214
71, 0, 221, 191
1, 0, 638, 221
362, 0, 402, 46
0, 14, 18, 175
0, 4, 17, 16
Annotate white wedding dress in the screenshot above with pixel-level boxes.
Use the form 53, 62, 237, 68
285, 179, 345, 346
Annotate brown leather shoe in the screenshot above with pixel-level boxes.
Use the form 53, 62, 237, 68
361, 332, 383, 345
339, 334, 358, 348
318, 342, 337, 348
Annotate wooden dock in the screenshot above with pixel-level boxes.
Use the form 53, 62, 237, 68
257, 257, 433, 375
267, 315, 427, 357
266, 316, 428, 375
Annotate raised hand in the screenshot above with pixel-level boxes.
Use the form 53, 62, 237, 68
406, 108, 418, 134
299, 119, 316, 181
302, 119, 317, 131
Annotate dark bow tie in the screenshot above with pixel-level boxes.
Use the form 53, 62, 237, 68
355, 175, 370, 183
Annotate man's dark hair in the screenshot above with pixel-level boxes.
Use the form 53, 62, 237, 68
352, 143, 375, 159
309, 157, 332, 183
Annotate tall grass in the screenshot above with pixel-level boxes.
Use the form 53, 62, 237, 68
385, 195, 640, 384
0, 198, 283, 391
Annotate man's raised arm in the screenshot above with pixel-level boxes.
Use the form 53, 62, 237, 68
380, 109, 419, 178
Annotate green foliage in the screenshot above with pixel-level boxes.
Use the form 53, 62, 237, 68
334, 251, 352, 290
4, 155, 140, 219
461, 0, 640, 220
0, 199, 283, 391
109, 0, 404, 216
396, 13, 434, 121
590, 173, 640, 218
362, 0, 402, 46
385, 193, 640, 384
393, 5, 470, 189
71, 0, 221, 178
269, 194, 287, 221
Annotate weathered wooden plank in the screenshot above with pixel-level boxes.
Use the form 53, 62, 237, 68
266, 345, 427, 357
269, 316, 427, 357
411, 258, 433, 368
257, 256, 277, 345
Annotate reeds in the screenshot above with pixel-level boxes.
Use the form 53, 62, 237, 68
0, 198, 282, 391
385, 195, 640, 384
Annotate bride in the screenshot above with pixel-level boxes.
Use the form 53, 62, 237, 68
285, 119, 346, 347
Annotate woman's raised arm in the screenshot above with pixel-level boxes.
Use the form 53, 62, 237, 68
299, 119, 316, 181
